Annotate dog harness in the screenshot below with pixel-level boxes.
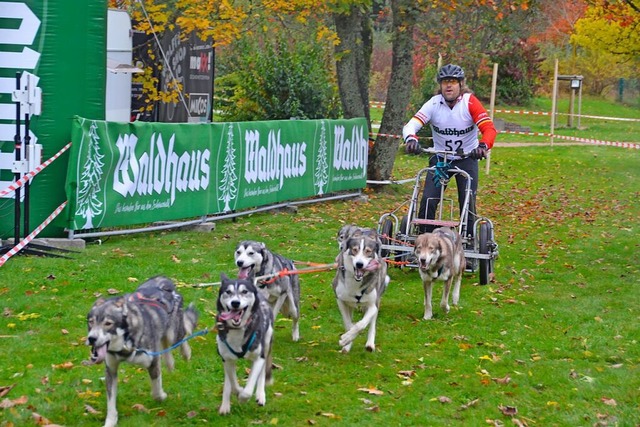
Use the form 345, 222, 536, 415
128, 292, 171, 312
219, 330, 257, 359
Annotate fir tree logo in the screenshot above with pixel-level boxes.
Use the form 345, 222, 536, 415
313, 121, 329, 195
218, 125, 238, 212
75, 121, 105, 229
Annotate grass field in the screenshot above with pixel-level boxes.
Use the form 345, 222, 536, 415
1, 141, 639, 426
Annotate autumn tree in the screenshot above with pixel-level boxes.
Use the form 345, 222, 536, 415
569, 0, 639, 94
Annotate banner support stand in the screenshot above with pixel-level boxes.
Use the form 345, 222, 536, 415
0, 72, 71, 259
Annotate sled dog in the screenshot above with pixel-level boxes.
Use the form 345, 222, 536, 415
216, 273, 274, 415
332, 228, 389, 352
235, 240, 300, 341
85, 276, 198, 427
414, 227, 466, 320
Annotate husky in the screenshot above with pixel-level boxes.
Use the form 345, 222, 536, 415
336, 224, 382, 253
332, 228, 390, 353
216, 273, 274, 415
85, 276, 198, 427
414, 227, 466, 320
234, 240, 300, 341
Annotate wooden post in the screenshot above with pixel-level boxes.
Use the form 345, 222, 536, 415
550, 59, 558, 145
486, 63, 498, 175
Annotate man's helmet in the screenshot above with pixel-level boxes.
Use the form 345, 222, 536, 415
437, 64, 465, 83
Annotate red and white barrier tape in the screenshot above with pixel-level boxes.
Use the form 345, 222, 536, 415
500, 130, 640, 149
371, 102, 638, 122
494, 109, 550, 116
0, 200, 68, 267
0, 142, 72, 198
371, 130, 639, 149
495, 109, 640, 122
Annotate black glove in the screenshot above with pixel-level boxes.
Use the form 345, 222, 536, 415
405, 136, 421, 154
470, 143, 488, 160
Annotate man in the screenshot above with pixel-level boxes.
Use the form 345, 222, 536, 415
402, 63, 497, 241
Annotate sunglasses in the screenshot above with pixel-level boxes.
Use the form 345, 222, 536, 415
441, 78, 460, 85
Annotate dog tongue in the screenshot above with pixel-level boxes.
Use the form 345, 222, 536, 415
364, 259, 380, 271
238, 267, 251, 280
89, 344, 107, 365
219, 310, 242, 322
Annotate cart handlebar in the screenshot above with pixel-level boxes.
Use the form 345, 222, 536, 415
421, 147, 471, 159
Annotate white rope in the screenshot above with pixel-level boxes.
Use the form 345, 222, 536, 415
135, 0, 191, 118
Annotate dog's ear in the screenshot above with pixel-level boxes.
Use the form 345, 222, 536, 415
92, 297, 107, 308
220, 272, 229, 282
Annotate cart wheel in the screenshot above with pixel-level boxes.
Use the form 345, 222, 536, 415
478, 220, 493, 285
400, 215, 409, 236
380, 218, 394, 258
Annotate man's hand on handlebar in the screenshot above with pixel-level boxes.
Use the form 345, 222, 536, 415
470, 143, 488, 160
404, 136, 421, 154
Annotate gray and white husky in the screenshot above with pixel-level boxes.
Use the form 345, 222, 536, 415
332, 228, 390, 353
414, 227, 466, 320
85, 276, 198, 427
234, 240, 300, 341
216, 273, 274, 415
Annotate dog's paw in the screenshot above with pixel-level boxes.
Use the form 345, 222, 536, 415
104, 417, 118, 427
218, 403, 231, 415
153, 390, 168, 401
441, 303, 450, 314
339, 331, 357, 347
365, 343, 375, 352
238, 390, 252, 403
422, 313, 434, 320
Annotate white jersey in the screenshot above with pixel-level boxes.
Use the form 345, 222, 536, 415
403, 93, 493, 156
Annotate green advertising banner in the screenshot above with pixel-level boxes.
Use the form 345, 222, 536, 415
65, 117, 368, 231
0, 1, 106, 238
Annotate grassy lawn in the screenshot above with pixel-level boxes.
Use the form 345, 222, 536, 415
1, 142, 639, 426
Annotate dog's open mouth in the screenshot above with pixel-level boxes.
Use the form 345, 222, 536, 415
88, 343, 108, 365
218, 309, 245, 327
354, 259, 380, 281
237, 266, 253, 280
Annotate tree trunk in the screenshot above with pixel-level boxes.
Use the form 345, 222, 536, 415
368, 0, 417, 183
334, 6, 372, 131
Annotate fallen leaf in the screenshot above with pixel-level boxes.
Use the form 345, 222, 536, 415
172, 254, 181, 263
492, 374, 511, 385
17, 312, 41, 321
61, 329, 69, 335
84, 404, 101, 414
132, 403, 149, 413
0, 384, 15, 398
51, 361, 74, 370
107, 288, 120, 294
357, 386, 384, 396
31, 412, 53, 426
365, 405, 380, 412
498, 405, 517, 416
436, 396, 452, 404
77, 389, 101, 399
0, 395, 28, 408
601, 397, 617, 406
127, 277, 138, 283
460, 398, 479, 410
319, 412, 340, 419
